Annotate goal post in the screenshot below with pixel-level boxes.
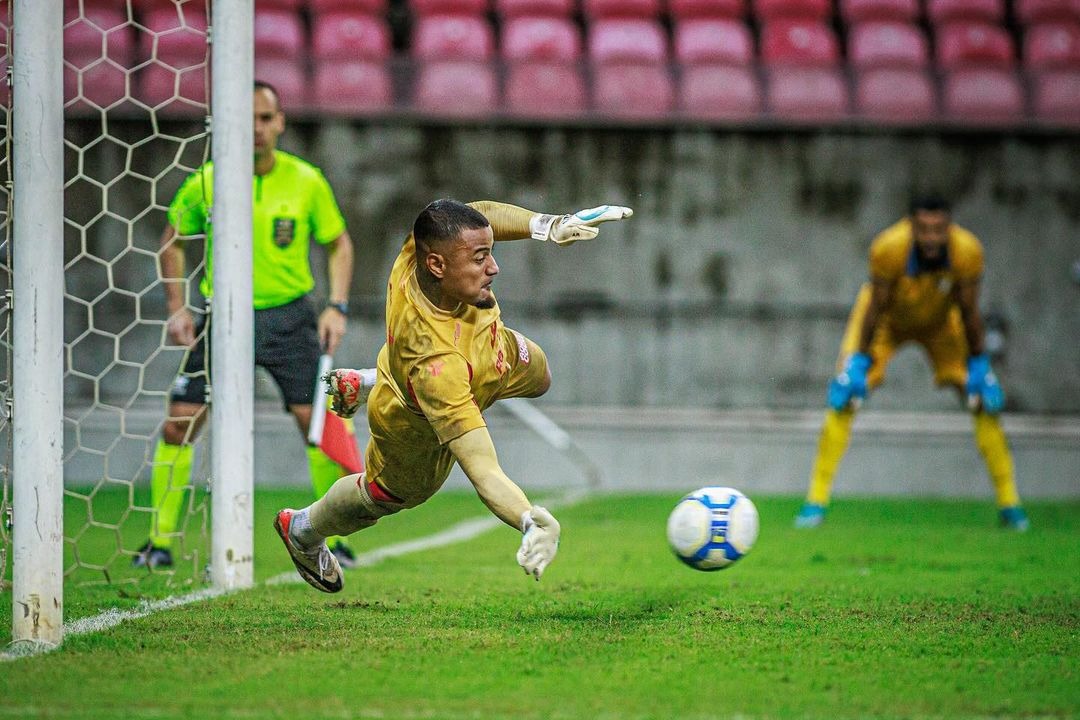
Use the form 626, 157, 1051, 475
11, 0, 65, 647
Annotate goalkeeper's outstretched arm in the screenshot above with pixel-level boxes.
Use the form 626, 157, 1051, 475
449, 427, 560, 580
468, 200, 633, 246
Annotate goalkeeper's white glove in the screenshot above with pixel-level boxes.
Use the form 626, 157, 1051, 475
322, 368, 377, 419
517, 506, 560, 581
529, 205, 634, 246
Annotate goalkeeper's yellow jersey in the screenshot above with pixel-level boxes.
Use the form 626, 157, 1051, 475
868, 218, 984, 334
364, 201, 546, 506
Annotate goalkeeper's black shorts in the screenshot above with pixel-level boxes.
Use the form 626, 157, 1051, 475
169, 296, 322, 409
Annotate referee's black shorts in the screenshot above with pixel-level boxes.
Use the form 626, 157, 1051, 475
169, 296, 322, 409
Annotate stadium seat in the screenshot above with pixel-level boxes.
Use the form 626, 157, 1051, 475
254, 58, 307, 108
64, 6, 134, 63
65, 53, 130, 111
753, 0, 831, 21
0, 57, 7, 106
504, 62, 587, 118
308, 0, 389, 13
668, 0, 746, 19
413, 15, 496, 61
942, 68, 1025, 123
848, 22, 929, 69
409, 0, 490, 15
926, 0, 1004, 25
495, 0, 575, 16
839, 0, 919, 23
760, 20, 840, 67
502, 17, 582, 61
253, 9, 306, 60
136, 63, 207, 115
936, 22, 1014, 70
854, 68, 936, 122
312, 12, 392, 61
312, 59, 393, 113
413, 60, 498, 117
674, 19, 754, 65
679, 64, 761, 120
582, 0, 663, 18
588, 19, 669, 64
252, 0, 305, 8
1014, 0, 1080, 26
141, 6, 208, 64
1030, 70, 1080, 125
1023, 22, 1080, 71
592, 63, 675, 118
767, 67, 849, 121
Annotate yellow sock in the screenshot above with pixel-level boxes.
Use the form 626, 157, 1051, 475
806, 409, 855, 506
972, 413, 1020, 508
150, 440, 194, 548
307, 445, 347, 548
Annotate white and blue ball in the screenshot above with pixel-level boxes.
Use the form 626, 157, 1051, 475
666, 486, 759, 571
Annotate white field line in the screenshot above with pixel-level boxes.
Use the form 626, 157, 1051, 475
2, 488, 589, 662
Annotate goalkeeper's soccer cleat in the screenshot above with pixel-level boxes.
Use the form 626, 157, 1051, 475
323, 368, 377, 419
131, 541, 173, 569
999, 506, 1030, 532
274, 509, 343, 593
794, 502, 827, 529
331, 541, 359, 570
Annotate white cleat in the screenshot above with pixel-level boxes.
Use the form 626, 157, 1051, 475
322, 368, 377, 419
274, 509, 343, 593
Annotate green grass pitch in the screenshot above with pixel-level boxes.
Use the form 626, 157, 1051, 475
2, 489, 1079, 720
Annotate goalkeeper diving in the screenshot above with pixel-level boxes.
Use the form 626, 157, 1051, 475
275, 200, 633, 592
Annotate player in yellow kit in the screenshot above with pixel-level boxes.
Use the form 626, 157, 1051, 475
274, 199, 633, 592
795, 196, 1029, 531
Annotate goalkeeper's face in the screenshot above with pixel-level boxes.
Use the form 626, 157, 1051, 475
437, 226, 499, 310
912, 209, 950, 261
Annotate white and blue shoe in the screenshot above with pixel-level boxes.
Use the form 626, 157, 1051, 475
999, 506, 1030, 532
794, 502, 827, 529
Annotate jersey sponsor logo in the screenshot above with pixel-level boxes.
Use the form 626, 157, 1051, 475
272, 217, 296, 247
512, 330, 530, 364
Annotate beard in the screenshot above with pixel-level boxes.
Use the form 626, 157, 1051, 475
474, 297, 496, 310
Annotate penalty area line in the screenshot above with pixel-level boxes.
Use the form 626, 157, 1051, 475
2, 487, 591, 661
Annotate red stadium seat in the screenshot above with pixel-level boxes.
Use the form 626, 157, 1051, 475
840, 0, 919, 23
754, 0, 831, 21
942, 68, 1025, 123
674, 19, 754, 65
495, 0, 575, 16
760, 20, 840, 67
1023, 23, 1080, 71
582, 0, 663, 18
680, 64, 761, 120
65, 53, 130, 111
254, 10, 305, 60
64, 6, 134, 64
588, 19, 669, 64
141, 6, 208, 65
848, 22, 929, 69
1014, 0, 1080, 25
504, 62, 587, 118
1031, 70, 1080, 125
252, 0, 305, 8
592, 63, 675, 118
767, 67, 849, 121
668, 0, 746, 19
0, 57, 7, 106
413, 60, 498, 117
409, 0, 489, 15
936, 22, 1014, 70
308, 0, 389, 12
312, 12, 392, 61
502, 17, 582, 61
926, 0, 1004, 25
854, 68, 936, 122
254, 58, 307, 108
136, 62, 207, 115
312, 60, 393, 113
413, 15, 495, 61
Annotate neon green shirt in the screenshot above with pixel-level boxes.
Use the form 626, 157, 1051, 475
167, 151, 347, 309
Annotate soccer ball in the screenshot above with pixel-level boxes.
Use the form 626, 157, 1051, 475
666, 486, 759, 571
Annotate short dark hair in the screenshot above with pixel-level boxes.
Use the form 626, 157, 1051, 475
413, 199, 490, 251
254, 80, 281, 109
909, 195, 951, 215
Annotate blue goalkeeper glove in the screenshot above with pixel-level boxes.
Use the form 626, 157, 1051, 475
530, 205, 634, 246
966, 354, 1004, 414
827, 352, 872, 411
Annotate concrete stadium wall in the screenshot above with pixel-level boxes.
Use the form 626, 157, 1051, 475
62, 121, 1080, 414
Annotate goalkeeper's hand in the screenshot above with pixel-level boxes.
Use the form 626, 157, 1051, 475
966, 354, 1004, 414
517, 506, 560, 581
827, 352, 872, 411
322, 368, 377, 419
530, 205, 634, 246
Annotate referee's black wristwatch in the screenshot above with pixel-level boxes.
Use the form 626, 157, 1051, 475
326, 300, 349, 316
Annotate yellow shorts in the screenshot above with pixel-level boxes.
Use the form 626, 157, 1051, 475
839, 285, 968, 389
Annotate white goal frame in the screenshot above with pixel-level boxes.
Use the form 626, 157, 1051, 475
10, 0, 256, 648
